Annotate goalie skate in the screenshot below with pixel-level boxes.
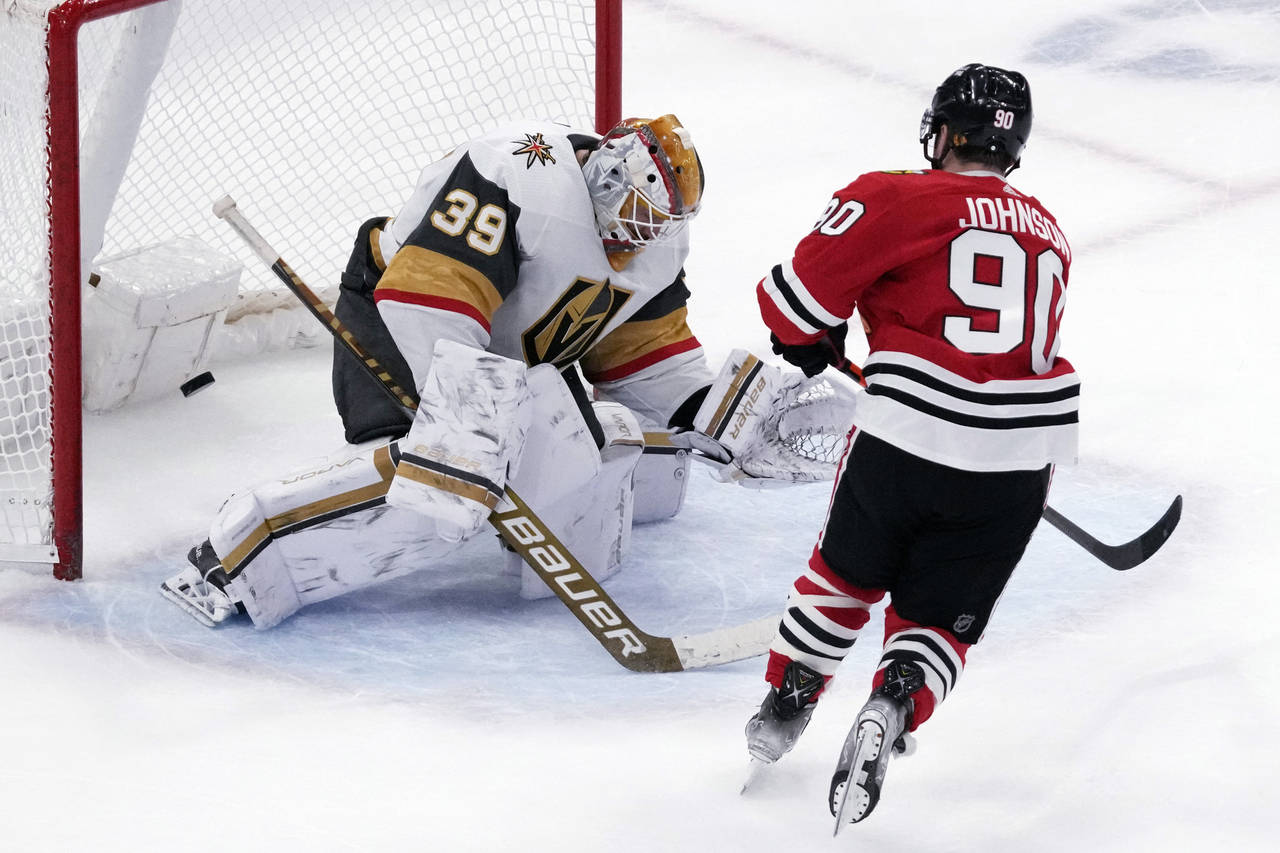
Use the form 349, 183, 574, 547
160, 566, 239, 627
159, 541, 241, 627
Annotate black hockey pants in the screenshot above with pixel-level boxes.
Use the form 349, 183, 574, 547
818, 430, 1051, 645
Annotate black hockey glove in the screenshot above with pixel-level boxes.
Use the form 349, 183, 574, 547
770, 322, 847, 378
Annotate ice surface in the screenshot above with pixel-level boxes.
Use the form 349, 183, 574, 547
2, 1, 1277, 849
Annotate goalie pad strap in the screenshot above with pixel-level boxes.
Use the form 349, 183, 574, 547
560, 364, 606, 449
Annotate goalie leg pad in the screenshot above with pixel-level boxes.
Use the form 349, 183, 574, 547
505, 363, 603, 507
633, 430, 691, 523
386, 339, 529, 542
211, 489, 301, 630
508, 400, 644, 600
209, 442, 468, 629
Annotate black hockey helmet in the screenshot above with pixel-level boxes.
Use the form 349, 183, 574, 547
920, 63, 1032, 174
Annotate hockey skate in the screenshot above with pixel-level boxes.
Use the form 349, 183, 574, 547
159, 540, 242, 628
829, 661, 922, 831
742, 660, 824, 791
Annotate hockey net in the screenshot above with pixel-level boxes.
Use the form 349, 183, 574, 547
0, 0, 621, 578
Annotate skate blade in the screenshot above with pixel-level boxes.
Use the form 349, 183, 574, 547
831, 778, 872, 836
830, 721, 885, 834
740, 757, 769, 794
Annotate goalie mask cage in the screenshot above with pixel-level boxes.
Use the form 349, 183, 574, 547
0, 0, 622, 580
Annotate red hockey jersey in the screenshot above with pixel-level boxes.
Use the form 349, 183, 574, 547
757, 169, 1079, 472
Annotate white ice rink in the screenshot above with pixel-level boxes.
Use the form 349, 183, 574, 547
2, 1, 1276, 850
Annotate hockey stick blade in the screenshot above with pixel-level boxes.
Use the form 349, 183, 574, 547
1041, 495, 1182, 571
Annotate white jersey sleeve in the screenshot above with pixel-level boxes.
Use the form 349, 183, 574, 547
372, 121, 711, 421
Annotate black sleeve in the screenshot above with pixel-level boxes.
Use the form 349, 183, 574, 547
331, 216, 416, 443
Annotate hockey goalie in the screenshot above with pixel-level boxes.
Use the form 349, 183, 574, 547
161, 114, 855, 630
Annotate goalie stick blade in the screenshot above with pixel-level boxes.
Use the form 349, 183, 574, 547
595, 614, 776, 674
1042, 495, 1183, 571
673, 615, 777, 671
551, 613, 774, 674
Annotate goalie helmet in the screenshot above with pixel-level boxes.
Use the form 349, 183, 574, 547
582, 114, 704, 262
919, 63, 1032, 173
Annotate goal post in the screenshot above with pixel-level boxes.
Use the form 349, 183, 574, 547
0, 0, 623, 580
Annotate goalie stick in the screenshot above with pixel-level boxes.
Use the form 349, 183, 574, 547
213, 194, 776, 672
827, 360, 1182, 570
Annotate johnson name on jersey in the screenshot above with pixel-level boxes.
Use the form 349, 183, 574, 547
370, 121, 709, 426
758, 169, 1079, 472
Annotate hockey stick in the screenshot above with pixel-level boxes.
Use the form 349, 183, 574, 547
1041, 497, 1181, 571
213, 194, 776, 672
827, 360, 1181, 570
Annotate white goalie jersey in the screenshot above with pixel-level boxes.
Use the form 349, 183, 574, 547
371, 120, 712, 427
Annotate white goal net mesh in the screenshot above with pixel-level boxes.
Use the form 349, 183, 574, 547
0, 0, 602, 566
90, 0, 597, 334
1, 2, 59, 561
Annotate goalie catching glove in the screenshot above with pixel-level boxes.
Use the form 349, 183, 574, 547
674, 350, 858, 486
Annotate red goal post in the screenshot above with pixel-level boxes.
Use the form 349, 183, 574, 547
1, 0, 622, 580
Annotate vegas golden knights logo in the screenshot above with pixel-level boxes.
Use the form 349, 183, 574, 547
522, 278, 632, 367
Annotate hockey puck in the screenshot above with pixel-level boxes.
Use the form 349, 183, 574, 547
180, 371, 215, 397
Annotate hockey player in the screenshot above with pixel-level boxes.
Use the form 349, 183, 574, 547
743, 65, 1080, 828
159, 114, 717, 628
160, 114, 846, 631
